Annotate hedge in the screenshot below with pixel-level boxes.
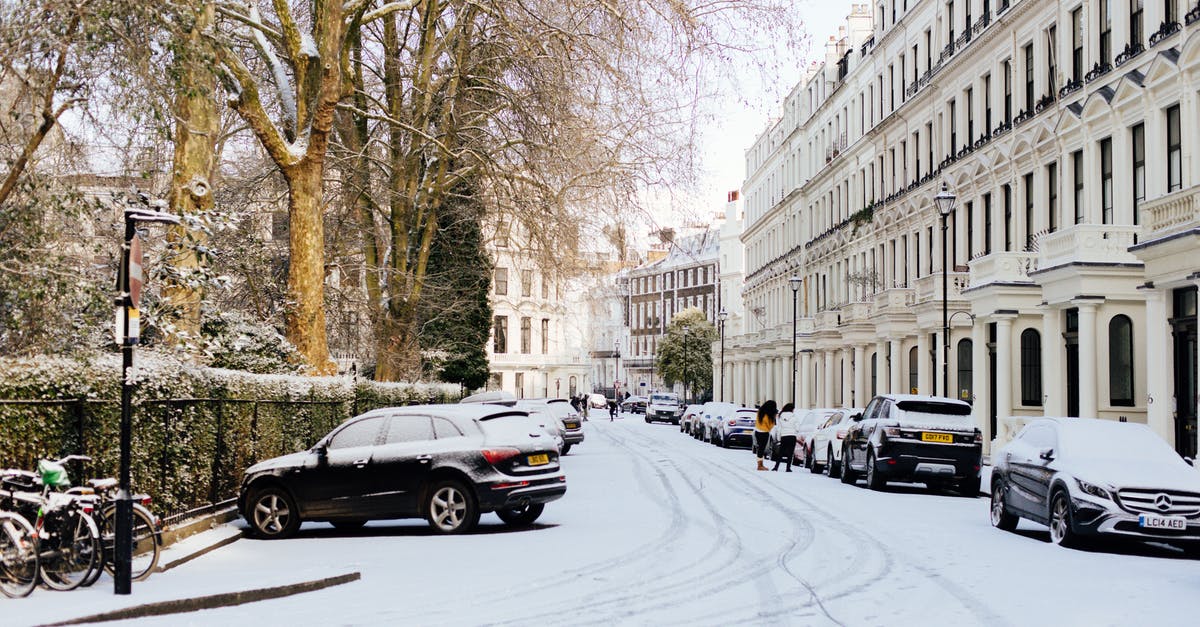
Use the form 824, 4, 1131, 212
0, 353, 460, 518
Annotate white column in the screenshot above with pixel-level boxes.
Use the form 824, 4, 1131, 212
842, 347, 854, 406
890, 338, 903, 393
1042, 306, 1065, 415
824, 350, 836, 407
877, 339, 890, 396
1078, 302, 1099, 418
800, 350, 813, 408
917, 332, 931, 395
972, 319, 989, 441
995, 316, 1014, 431
748, 358, 758, 406
1144, 289, 1172, 442
854, 344, 867, 406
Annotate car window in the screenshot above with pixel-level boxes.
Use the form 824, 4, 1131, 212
329, 417, 385, 449
385, 415, 436, 444
863, 399, 880, 420
877, 401, 891, 419
433, 417, 464, 439
1021, 425, 1054, 450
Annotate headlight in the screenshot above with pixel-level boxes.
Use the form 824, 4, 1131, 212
1076, 478, 1112, 500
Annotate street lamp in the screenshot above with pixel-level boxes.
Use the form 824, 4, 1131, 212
718, 309, 728, 401
934, 182, 958, 399
613, 338, 621, 400
115, 191, 180, 595
788, 276, 802, 405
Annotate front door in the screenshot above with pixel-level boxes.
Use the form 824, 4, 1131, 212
1172, 287, 1198, 458
1064, 308, 1079, 418
296, 416, 387, 518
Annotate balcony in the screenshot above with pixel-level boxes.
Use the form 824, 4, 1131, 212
968, 252, 1038, 287
815, 309, 841, 331
872, 288, 915, 316
841, 301, 872, 323
914, 272, 969, 304
1037, 224, 1142, 269
1142, 188, 1200, 238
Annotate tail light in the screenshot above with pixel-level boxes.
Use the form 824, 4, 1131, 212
140, 496, 153, 507
728, 419, 736, 426
881, 427, 900, 441
81, 504, 94, 515
973, 430, 984, 444
481, 448, 522, 464
491, 480, 530, 490
836, 429, 847, 439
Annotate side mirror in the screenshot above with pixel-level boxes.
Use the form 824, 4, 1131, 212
851, 413, 864, 422
1039, 448, 1055, 462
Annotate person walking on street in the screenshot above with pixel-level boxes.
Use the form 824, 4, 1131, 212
609, 399, 618, 421
753, 400, 778, 471
773, 403, 798, 472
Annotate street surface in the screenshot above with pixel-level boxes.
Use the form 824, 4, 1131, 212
10, 413, 1198, 626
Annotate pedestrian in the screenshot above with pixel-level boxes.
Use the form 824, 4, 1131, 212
609, 399, 618, 421
581, 397, 589, 421
753, 400, 778, 471
773, 402, 797, 472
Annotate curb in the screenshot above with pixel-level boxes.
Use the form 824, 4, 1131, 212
156, 529, 245, 573
40, 572, 362, 626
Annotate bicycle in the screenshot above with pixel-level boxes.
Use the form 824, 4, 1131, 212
1, 457, 101, 591
65, 470, 161, 585
0, 509, 38, 598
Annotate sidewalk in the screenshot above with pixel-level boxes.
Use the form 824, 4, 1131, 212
5, 521, 358, 627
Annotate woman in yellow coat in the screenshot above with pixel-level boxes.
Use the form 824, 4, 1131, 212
754, 400, 778, 471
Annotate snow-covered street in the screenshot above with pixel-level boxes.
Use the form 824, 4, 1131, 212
9, 415, 1199, 626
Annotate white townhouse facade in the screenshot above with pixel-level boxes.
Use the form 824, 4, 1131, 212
724, 0, 1200, 457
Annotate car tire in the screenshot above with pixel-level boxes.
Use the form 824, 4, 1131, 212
1048, 490, 1079, 548
809, 448, 822, 474
247, 486, 301, 539
561, 444, 572, 456
828, 447, 843, 479
990, 481, 1019, 531
839, 445, 858, 484
865, 450, 885, 491
426, 480, 480, 534
645, 417, 651, 423
331, 520, 367, 532
496, 502, 545, 527
721, 435, 730, 448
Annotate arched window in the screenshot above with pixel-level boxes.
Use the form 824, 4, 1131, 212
1020, 329, 1043, 406
908, 346, 918, 393
1109, 314, 1134, 406
569, 376, 577, 397
957, 339, 973, 403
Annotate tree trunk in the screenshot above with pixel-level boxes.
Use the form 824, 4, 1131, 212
285, 162, 335, 374
374, 313, 420, 382
164, 4, 218, 341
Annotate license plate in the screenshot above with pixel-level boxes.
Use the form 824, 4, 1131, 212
1139, 514, 1186, 530
564, 422, 579, 429
921, 432, 954, 443
527, 454, 549, 466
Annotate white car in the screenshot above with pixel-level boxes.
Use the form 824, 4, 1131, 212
807, 408, 862, 477
701, 402, 739, 444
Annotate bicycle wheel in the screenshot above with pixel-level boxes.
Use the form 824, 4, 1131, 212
0, 512, 39, 598
40, 509, 100, 591
101, 505, 161, 582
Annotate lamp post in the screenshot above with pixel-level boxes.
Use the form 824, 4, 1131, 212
115, 192, 180, 595
934, 182, 958, 399
613, 338, 621, 400
718, 309, 728, 401
788, 276, 802, 405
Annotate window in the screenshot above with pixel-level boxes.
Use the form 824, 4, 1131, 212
520, 317, 531, 353
925, 29, 932, 70
1101, 137, 1113, 223
1023, 44, 1034, 111
965, 88, 974, 143
1167, 104, 1182, 192
1100, 0, 1111, 65
908, 346, 919, 394
568, 375, 577, 397
1071, 8, 1083, 82
515, 372, 524, 398
330, 417, 384, 449
1109, 315, 1134, 406
1047, 162, 1058, 233
1165, 0, 1178, 24
1132, 123, 1145, 225
540, 318, 550, 354
1131, 0, 1144, 47
1020, 329, 1043, 406
494, 267, 508, 296
984, 193, 993, 255
983, 75, 992, 132
1003, 184, 1012, 251
949, 99, 957, 153
493, 316, 508, 353
957, 339, 973, 402
948, 0, 955, 42
1003, 60, 1012, 124
521, 269, 533, 297
1023, 173, 1034, 250
541, 275, 550, 299
1047, 25, 1057, 95
1073, 150, 1084, 223
385, 416, 436, 444
432, 418, 463, 439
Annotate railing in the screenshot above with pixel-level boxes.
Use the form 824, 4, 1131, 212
968, 251, 1038, 287
872, 288, 915, 315
1037, 224, 1142, 269
1141, 188, 1200, 236
914, 272, 969, 303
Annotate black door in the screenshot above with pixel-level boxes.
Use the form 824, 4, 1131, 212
1173, 288, 1197, 458
987, 323, 996, 439
1064, 308, 1079, 418
295, 416, 387, 518
370, 415, 439, 516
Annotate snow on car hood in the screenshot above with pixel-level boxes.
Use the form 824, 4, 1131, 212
245, 450, 311, 474
1059, 458, 1200, 492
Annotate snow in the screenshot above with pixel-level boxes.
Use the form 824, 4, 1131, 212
5, 413, 1197, 626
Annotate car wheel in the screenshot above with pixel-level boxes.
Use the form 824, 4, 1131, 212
496, 502, 545, 527
828, 447, 842, 479
839, 445, 858, 484
331, 520, 367, 532
247, 487, 301, 539
808, 447, 822, 474
426, 480, 479, 534
990, 481, 1019, 531
561, 443, 572, 456
865, 450, 885, 491
1049, 490, 1079, 548
645, 416, 651, 423
721, 434, 730, 448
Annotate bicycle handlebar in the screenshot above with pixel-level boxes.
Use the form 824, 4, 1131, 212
49, 455, 92, 465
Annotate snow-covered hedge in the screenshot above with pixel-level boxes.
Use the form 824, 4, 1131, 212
0, 352, 460, 516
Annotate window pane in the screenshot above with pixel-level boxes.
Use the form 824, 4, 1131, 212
1109, 315, 1135, 406
386, 416, 436, 444
957, 339, 974, 402
1020, 329, 1043, 406
330, 417, 384, 449
432, 417, 463, 439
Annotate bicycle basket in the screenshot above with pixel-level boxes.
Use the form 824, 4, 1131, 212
37, 460, 70, 489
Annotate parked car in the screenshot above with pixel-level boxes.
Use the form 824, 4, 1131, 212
238, 405, 567, 538
620, 395, 648, 415
700, 402, 737, 443
990, 417, 1200, 551
588, 393, 608, 409
680, 404, 706, 435
521, 399, 584, 455
646, 393, 684, 424
717, 407, 758, 449
460, 396, 564, 453
768, 408, 832, 466
841, 394, 982, 496
806, 408, 860, 477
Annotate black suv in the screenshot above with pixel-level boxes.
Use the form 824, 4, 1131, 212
841, 394, 982, 496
